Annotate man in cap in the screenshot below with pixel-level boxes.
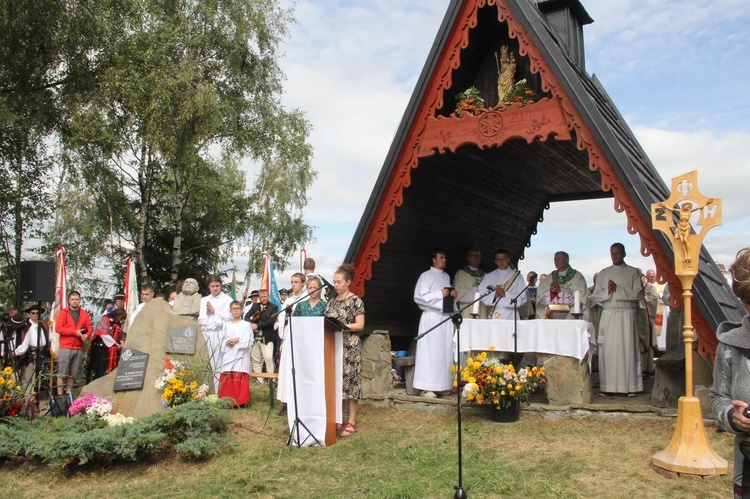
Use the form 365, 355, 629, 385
105, 292, 126, 314
243, 289, 260, 316
16, 305, 49, 393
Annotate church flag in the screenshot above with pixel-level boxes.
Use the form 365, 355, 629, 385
124, 256, 138, 327
231, 270, 237, 301
49, 246, 68, 357
260, 253, 281, 307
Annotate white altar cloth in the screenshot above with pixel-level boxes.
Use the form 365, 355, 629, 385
455, 319, 595, 366
283, 317, 342, 447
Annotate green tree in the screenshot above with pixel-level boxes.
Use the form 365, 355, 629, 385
0, 0, 114, 306
64, 0, 314, 289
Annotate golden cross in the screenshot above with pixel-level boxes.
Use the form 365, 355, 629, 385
651, 170, 721, 276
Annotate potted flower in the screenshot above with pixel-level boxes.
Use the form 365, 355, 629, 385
455, 87, 486, 116
456, 349, 546, 422
500, 78, 538, 106
0, 366, 25, 418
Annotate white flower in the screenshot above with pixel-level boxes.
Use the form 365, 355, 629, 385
103, 413, 134, 427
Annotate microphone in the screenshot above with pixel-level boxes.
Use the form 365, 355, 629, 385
320, 275, 335, 290
319, 275, 338, 300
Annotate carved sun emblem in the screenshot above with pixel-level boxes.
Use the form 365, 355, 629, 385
478, 112, 504, 138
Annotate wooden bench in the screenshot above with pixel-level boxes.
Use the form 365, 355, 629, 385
248, 372, 279, 408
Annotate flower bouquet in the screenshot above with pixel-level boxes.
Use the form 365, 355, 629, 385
0, 366, 25, 418
156, 357, 210, 408
500, 78, 537, 105
455, 87, 486, 116
68, 393, 134, 427
457, 349, 546, 411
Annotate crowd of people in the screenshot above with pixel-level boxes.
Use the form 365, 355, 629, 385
0, 258, 367, 438
412, 243, 677, 399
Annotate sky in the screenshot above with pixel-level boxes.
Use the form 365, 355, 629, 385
248, 0, 750, 292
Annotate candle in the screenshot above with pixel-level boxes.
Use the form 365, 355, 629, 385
472, 292, 480, 316
573, 290, 581, 314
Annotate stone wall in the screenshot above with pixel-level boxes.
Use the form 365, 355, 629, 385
361, 330, 392, 396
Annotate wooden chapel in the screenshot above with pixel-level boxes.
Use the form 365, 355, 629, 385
343, 0, 744, 363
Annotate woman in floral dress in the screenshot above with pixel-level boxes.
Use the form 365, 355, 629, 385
324, 264, 365, 437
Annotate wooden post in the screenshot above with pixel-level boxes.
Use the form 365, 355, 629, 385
650, 170, 727, 477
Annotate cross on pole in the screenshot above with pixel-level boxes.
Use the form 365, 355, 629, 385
650, 170, 726, 477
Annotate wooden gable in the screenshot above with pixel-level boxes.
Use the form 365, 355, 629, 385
345, 0, 744, 358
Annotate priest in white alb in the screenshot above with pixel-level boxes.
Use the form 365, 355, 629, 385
591, 243, 645, 396
198, 275, 233, 393
478, 249, 527, 319
413, 249, 457, 398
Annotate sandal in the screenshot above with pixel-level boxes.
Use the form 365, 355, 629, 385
339, 422, 358, 437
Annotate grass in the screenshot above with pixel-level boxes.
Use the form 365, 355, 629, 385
0, 384, 736, 498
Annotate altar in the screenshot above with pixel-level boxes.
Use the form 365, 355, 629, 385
455, 319, 595, 404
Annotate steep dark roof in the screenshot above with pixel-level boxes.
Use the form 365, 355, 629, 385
345, 0, 744, 348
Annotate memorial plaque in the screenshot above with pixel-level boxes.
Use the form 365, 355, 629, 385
113, 348, 149, 392
166, 325, 197, 354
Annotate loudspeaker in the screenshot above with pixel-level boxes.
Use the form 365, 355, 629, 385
20, 261, 56, 302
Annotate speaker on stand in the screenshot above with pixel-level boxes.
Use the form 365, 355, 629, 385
20, 261, 56, 303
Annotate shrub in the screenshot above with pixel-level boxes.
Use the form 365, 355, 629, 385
0, 400, 232, 468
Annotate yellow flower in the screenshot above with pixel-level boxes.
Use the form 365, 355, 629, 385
500, 390, 506, 396
15, 386, 21, 392
6, 380, 14, 389
0, 376, 5, 385
515, 384, 522, 391
179, 369, 186, 377
489, 346, 496, 351
189, 380, 198, 390
466, 393, 475, 401
3, 366, 12, 375
467, 357, 473, 365
494, 366, 502, 375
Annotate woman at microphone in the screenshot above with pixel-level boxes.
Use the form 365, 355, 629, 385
324, 264, 365, 437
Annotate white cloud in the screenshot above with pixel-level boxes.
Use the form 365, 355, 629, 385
251, 0, 749, 293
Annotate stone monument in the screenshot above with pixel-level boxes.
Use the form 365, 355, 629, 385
80, 296, 212, 418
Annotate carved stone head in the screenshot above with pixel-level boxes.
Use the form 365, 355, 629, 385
182, 278, 199, 296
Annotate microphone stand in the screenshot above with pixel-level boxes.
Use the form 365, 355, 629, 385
509, 278, 530, 366
270, 287, 325, 449
415, 287, 495, 499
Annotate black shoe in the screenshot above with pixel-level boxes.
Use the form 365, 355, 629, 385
277, 403, 287, 416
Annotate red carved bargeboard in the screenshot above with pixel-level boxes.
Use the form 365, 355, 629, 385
417, 97, 570, 157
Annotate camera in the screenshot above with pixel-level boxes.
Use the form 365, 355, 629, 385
743, 407, 750, 419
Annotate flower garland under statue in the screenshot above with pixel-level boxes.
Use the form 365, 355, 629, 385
456, 349, 546, 410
